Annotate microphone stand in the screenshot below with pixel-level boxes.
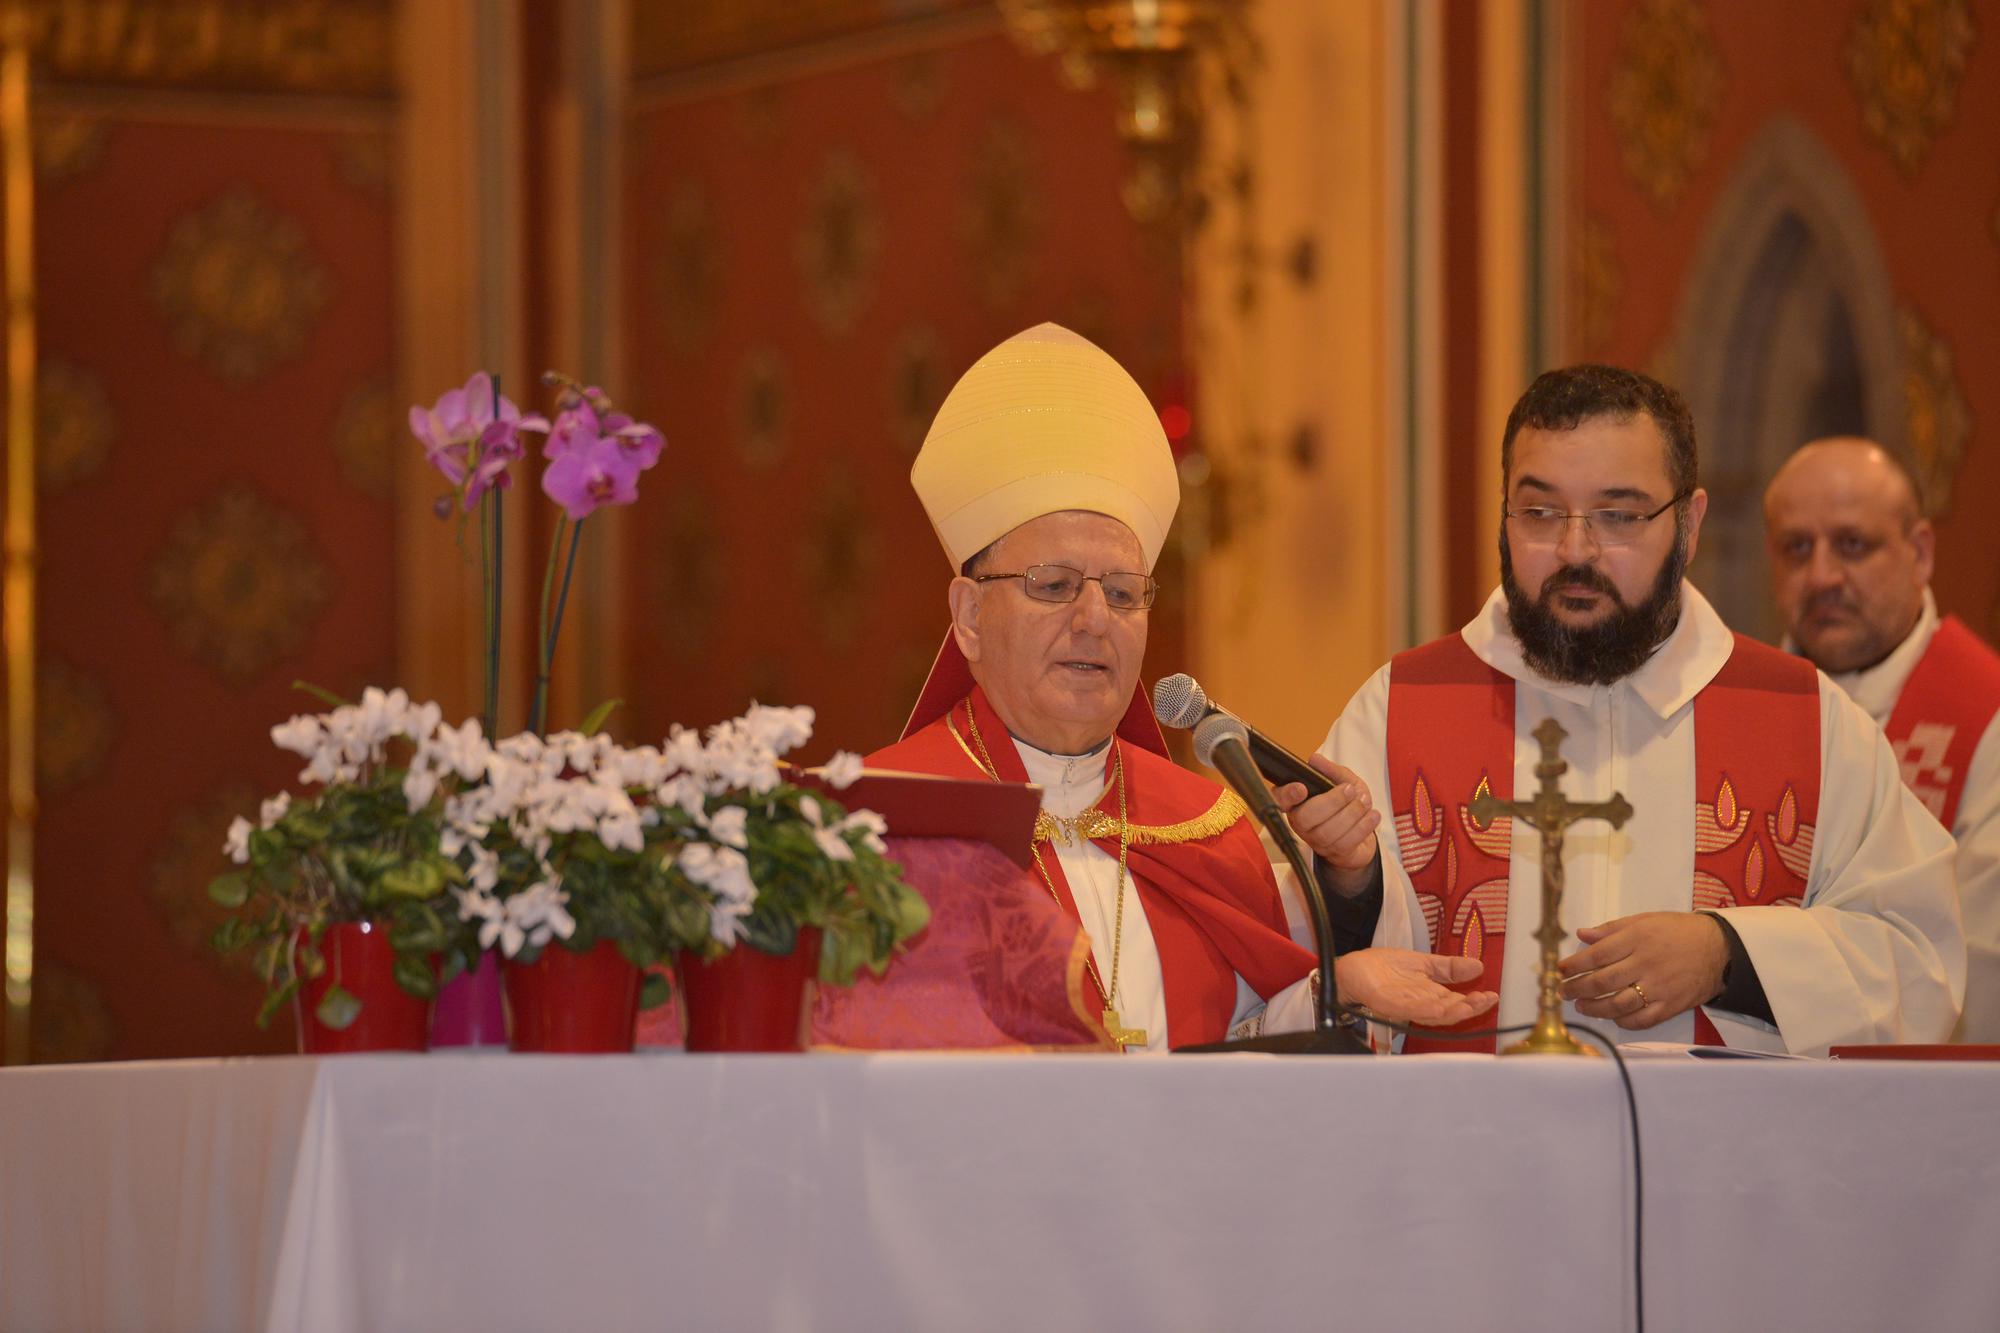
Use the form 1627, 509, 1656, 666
1178, 733, 1370, 1055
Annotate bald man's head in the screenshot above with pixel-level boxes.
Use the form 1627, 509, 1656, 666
1763, 437, 1933, 674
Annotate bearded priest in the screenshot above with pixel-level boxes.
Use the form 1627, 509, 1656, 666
1281, 364, 1964, 1056
868, 323, 1491, 1052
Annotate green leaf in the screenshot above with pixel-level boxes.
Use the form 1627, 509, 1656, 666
739, 911, 799, 957
579, 697, 624, 737
392, 953, 438, 1000
315, 984, 362, 1030
207, 872, 251, 909
291, 679, 353, 709
381, 861, 443, 899
391, 903, 449, 954
639, 973, 672, 1010
257, 978, 300, 1029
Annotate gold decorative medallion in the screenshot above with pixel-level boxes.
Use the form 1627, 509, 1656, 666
150, 188, 330, 384
30, 113, 107, 185
1573, 214, 1623, 355
961, 119, 1042, 310
28, 959, 114, 1063
331, 376, 395, 499
148, 486, 333, 684
656, 181, 720, 355
887, 324, 949, 456
1897, 303, 1971, 516
1845, 0, 1976, 177
1607, 0, 1724, 210
35, 656, 115, 796
149, 782, 261, 968
36, 356, 114, 493
797, 149, 881, 336
735, 345, 791, 470
800, 464, 879, 649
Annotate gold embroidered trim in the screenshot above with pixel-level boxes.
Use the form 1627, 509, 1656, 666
944, 695, 1249, 846
1033, 788, 1248, 846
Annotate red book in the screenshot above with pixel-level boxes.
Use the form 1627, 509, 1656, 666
797, 768, 1041, 868
1827, 1045, 2000, 1060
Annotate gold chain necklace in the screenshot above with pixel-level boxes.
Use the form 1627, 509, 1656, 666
957, 701, 1146, 1050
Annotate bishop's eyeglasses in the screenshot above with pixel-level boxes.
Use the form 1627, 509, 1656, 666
972, 564, 1158, 611
1502, 490, 1689, 548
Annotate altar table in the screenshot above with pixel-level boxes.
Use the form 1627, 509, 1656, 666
3, 1052, 1996, 1331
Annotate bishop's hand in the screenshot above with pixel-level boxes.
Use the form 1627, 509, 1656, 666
1334, 949, 1497, 1027
1273, 754, 1381, 894
1557, 911, 1730, 1030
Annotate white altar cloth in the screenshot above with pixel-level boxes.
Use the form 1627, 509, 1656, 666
3, 1051, 1997, 1332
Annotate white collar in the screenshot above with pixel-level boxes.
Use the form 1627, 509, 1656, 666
1460, 580, 1737, 719
1823, 589, 1938, 726
1012, 735, 1111, 817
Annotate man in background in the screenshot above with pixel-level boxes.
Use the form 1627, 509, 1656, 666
1765, 436, 2000, 1041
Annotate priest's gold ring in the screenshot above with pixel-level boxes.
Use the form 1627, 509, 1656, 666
1629, 981, 1648, 1004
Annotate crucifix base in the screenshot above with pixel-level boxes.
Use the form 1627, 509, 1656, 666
1501, 1008, 1600, 1057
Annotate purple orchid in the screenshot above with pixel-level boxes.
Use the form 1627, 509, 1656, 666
541, 435, 642, 521
409, 372, 550, 510
540, 406, 601, 461
603, 413, 665, 469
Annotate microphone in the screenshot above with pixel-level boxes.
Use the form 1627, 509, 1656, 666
1189, 714, 1364, 1052
1153, 673, 1333, 797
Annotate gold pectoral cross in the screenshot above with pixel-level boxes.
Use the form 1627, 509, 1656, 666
1469, 717, 1633, 1057
1102, 1008, 1147, 1050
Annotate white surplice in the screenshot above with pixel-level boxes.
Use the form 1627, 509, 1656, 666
1013, 737, 1316, 1051
1320, 583, 1965, 1055
1826, 590, 2000, 1042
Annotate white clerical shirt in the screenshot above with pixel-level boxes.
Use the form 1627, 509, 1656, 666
1322, 583, 1964, 1055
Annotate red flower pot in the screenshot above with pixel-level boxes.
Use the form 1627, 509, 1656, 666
293, 921, 432, 1055
503, 940, 642, 1053
677, 929, 820, 1053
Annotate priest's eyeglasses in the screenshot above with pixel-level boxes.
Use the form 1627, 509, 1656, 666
972, 564, 1158, 611
1503, 491, 1689, 548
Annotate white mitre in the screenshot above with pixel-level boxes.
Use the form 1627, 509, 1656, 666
910, 322, 1179, 573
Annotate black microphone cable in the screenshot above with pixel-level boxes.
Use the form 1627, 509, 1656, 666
1320, 1009, 1646, 1333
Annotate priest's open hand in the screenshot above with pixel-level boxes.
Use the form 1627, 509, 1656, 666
1556, 912, 1730, 1029
1334, 949, 1497, 1026
1274, 754, 1381, 894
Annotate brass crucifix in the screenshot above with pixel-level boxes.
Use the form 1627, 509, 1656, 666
1468, 717, 1633, 1057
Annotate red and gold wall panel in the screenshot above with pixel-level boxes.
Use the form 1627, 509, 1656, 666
28, 16, 397, 1059
621, 22, 1186, 761
1562, 0, 2000, 631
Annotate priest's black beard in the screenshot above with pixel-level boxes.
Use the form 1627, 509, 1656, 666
1500, 528, 1688, 685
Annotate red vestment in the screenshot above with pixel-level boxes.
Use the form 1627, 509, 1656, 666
869, 681, 1315, 1049
1884, 616, 2000, 829
1384, 631, 1820, 1052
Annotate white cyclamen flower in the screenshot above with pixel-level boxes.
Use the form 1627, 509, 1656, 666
270, 715, 323, 758
430, 718, 490, 781
813, 827, 856, 863
222, 817, 253, 865
822, 750, 864, 789
258, 792, 291, 828
707, 805, 749, 850
402, 761, 440, 812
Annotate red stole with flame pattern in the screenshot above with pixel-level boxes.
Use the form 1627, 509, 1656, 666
1385, 632, 1820, 1052
1883, 616, 2000, 830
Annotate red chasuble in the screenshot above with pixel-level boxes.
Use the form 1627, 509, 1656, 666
869, 682, 1315, 1049
1884, 616, 2000, 829
1385, 631, 1820, 1052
